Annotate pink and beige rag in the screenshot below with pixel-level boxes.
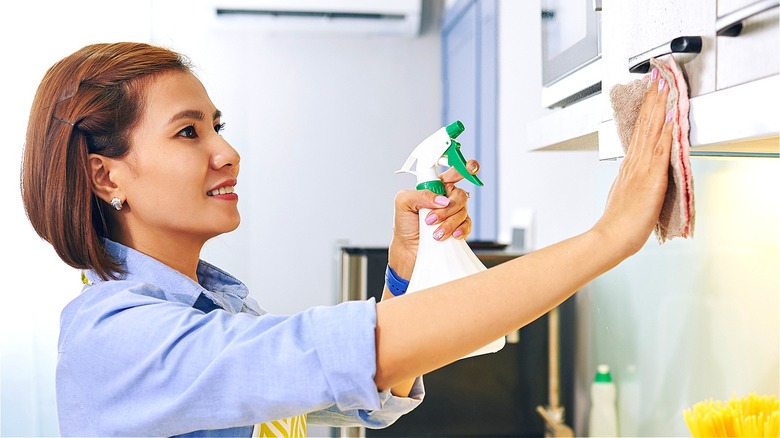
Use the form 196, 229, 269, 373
609, 56, 695, 244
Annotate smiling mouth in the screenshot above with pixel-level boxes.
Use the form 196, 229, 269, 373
207, 186, 236, 196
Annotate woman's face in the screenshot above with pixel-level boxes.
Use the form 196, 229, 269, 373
116, 71, 241, 248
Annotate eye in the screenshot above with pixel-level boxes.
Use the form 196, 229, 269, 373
177, 125, 198, 139
215, 122, 226, 134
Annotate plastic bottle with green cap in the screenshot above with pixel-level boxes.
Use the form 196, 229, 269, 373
589, 364, 619, 436
396, 120, 505, 359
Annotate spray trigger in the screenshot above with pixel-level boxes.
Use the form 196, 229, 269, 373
397, 120, 483, 190
445, 140, 483, 187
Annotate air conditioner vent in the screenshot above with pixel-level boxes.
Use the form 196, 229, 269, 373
216, 9, 407, 21
212, 0, 422, 36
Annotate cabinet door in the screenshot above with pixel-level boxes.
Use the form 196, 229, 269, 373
442, 0, 498, 241
716, 0, 780, 90
601, 0, 716, 99
599, 0, 717, 159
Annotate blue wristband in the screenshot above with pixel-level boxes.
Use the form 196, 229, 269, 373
385, 265, 410, 297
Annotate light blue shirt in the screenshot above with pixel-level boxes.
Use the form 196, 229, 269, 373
56, 239, 424, 437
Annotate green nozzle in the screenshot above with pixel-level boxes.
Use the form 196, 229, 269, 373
446, 120, 465, 139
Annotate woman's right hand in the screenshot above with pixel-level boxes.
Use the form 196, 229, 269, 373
595, 69, 673, 257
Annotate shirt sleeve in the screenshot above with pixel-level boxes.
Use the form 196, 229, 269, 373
308, 376, 425, 429
55, 285, 419, 437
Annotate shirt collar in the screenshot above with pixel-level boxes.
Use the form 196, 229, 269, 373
84, 239, 249, 314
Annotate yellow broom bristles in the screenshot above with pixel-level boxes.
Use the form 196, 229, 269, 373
683, 393, 780, 437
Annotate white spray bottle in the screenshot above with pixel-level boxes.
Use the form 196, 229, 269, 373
396, 120, 506, 359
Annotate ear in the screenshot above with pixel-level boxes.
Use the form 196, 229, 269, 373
88, 154, 121, 204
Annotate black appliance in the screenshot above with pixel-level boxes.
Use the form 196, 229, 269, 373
337, 246, 576, 437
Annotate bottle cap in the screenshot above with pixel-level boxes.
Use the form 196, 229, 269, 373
445, 120, 464, 139
594, 364, 613, 383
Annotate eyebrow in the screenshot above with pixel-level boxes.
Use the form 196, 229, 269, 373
167, 109, 222, 125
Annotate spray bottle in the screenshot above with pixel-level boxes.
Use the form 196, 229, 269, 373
396, 120, 506, 359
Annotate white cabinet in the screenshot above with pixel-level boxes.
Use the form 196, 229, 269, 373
597, 0, 779, 159
716, 0, 780, 89
601, 0, 717, 101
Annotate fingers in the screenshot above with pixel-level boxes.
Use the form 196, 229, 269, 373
431, 207, 471, 240
629, 69, 661, 150
653, 110, 674, 167
393, 188, 472, 245
395, 158, 479, 242
439, 159, 480, 184
628, 67, 670, 160
647, 76, 671, 148
421, 187, 471, 240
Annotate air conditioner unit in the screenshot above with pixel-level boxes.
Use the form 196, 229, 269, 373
212, 0, 422, 37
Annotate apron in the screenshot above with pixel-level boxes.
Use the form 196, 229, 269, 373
252, 415, 307, 437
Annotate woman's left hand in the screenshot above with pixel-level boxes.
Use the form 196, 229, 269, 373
387, 160, 480, 281
382, 159, 479, 397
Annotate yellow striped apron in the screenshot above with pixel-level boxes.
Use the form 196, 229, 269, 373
252, 414, 307, 437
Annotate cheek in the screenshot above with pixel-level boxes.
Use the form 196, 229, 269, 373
134, 154, 207, 202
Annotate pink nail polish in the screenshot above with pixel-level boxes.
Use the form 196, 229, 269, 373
666, 109, 674, 122
651, 68, 659, 81
452, 229, 463, 238
658, 78, 666, 92
425, 214, 437, 225
434, 196, 450, 206
433, 229, 445, 240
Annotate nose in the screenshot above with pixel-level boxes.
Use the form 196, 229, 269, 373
211, 136, 241, 177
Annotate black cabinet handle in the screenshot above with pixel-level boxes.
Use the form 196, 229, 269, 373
717, 0, 779, 36
628, 36, 702, 74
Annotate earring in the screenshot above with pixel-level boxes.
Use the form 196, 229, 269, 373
110, 197, 123, 211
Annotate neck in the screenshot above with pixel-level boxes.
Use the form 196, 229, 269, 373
115, 232, 204, 282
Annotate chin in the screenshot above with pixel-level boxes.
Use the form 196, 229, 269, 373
201, 211, 240, 237
225, 221, 240, 233
225, 215, 241, 232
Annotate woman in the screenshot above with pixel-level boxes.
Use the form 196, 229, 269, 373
21, 42, 672, 436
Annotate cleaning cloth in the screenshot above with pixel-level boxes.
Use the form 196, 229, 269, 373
609, 56, 695, 244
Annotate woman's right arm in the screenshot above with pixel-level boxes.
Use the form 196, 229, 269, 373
374, 71, 673, 391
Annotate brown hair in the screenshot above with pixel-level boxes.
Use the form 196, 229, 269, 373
21, 42, 191, 280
